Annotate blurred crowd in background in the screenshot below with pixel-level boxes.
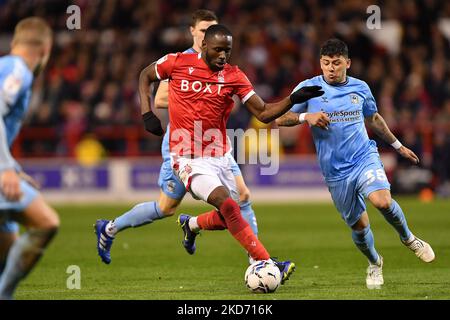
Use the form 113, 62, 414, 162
0, 0, 449, 195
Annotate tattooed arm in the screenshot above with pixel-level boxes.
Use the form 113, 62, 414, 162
365, 112, 419, 164
276, 111, 330, 129
275, 111, 302, 127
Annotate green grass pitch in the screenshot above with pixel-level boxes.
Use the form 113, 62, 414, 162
15, 198, 450, 300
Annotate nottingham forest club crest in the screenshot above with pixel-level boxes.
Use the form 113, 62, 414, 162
218, 71, 224, 83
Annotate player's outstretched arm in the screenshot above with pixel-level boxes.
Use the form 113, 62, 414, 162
276, 111, 330, 129
244, 86, 324, 124
139, 62, 164, 136
365, 112, 420, 164
275, 111, 302, 126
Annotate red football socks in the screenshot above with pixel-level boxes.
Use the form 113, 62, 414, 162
219, 198, 270, 260
197, 209, 227, 230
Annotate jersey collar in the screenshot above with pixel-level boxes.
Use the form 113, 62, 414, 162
185, 47, 197, 54
322, 75, 349, 86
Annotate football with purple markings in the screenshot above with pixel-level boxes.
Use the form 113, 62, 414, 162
244, 260, 281, 293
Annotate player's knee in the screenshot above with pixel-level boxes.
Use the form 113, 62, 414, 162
158, 201, 176, 216
35, 219, 59, 235
219, 197, 240, 218
372, 195, 392, 211
352, 219, 369, 231
24, 197, 60, 230
30, 205, 60, 230
239, 187, 251, 203
41, 209, 60, 230
158, 193, 180, 217
207, 186, 230, 208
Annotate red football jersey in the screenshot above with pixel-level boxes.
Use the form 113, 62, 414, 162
155, 52, 255, 157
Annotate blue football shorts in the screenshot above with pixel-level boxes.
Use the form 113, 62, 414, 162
0, 180, 39, 233
327, 153, 391, 227
227, 153, 243, 177
158, 157, 187, 201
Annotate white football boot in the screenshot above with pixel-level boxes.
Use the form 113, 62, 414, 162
403, 235, 435, 262
366, 255, 384, 290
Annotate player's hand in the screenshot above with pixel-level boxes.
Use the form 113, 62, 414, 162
142, 111, 164, 136
397, 146, 420, 165
290, 86, 324, 104
0, 169, 22, 201
305, 111, 330, 130
18, 171, 41, 190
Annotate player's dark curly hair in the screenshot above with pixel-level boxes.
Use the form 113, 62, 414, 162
320, 38, 349, 58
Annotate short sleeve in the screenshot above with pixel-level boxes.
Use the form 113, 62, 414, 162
155, 53, 180, 80
0, 59, 26, 116
234, 69, 255, 103
362, 82, 378, 117
290, 80, 309, 113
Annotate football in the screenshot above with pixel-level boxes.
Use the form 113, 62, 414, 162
244, 260, 281, 293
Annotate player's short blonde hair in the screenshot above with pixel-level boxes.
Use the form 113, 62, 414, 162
12, 17, 52, 47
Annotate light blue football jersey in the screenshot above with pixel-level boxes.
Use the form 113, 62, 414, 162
0, 55, 33, 171
291, 75, 378, 182
0, 55, 36, 228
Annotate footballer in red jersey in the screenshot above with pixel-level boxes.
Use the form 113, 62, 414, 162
155, 51, 255, 157
139, 24, 325, 275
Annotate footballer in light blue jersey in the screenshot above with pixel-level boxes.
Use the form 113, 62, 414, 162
290, 75, 379, 183
0, 17, 59, 300
0, 56, 35, 232
0, 53, 48, 238
277, 38, 434, 289
0, 57, 33, 147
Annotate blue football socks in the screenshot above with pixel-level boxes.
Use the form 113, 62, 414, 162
379, 199, 412, 242
351, 225, 379, 264
239, 201, 258, 236
113, 201, 164, 233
